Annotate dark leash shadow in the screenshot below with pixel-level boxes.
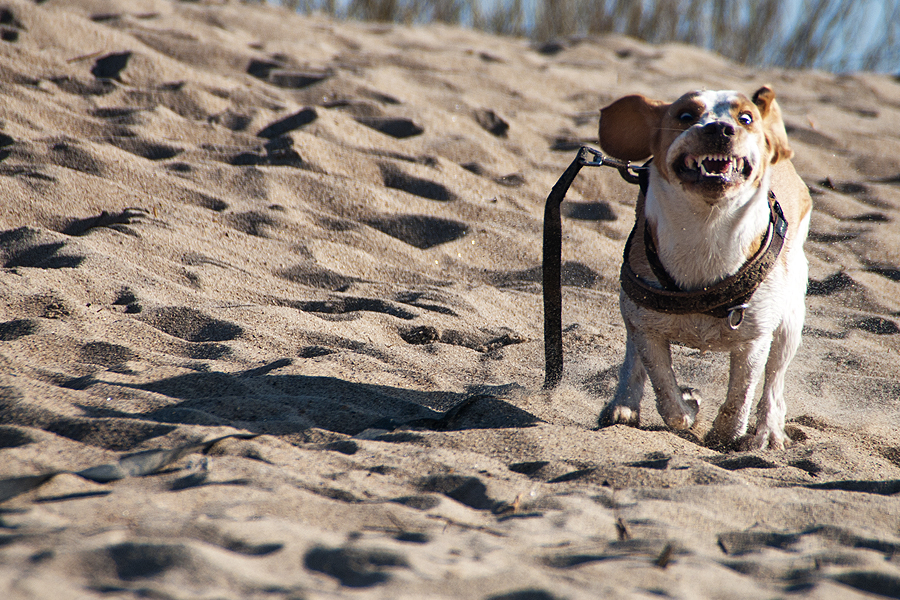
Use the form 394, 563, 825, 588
0, 360, 541, 504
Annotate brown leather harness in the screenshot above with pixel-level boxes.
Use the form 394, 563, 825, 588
542, 147, 788, 388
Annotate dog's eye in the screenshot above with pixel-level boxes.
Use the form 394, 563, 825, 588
678, 112, 696, 124
738, 112, 753, 126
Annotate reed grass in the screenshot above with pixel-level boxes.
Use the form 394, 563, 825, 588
273, 0, 899, 73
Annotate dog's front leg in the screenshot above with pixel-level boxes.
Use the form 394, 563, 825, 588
751, 313, 804, 450
600, 329, 647, 427
706, 337, 772, 449
629, 325, 700, 431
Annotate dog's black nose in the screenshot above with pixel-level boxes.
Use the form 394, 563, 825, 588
702, 121, 735, 137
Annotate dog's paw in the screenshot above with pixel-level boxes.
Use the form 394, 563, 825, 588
704, 420, 745, 452
598, 403, 640, 428
744, 427, 788, 451
662, 388, 702, 430
664, 414, 693, 430
681, 387, 702, 415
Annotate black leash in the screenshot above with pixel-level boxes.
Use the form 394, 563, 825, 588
542, 147, 646, 388
542, 147, 787, 389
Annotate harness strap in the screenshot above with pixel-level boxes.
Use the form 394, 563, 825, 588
630, 167, 682, 291
620, 192, 787, 319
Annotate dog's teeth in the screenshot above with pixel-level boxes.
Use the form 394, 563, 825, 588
682, 154, 747, 179
699, 154, 735, 176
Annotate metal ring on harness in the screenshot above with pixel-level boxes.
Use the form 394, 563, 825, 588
726, 304, 749, 330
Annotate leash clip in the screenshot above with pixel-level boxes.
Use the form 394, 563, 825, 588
576, 146, 646, 184
576, 146, 608, 167
726, 304, 750, 330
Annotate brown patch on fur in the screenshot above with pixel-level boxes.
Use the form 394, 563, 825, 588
599, 95, 668, 162
744, 231, 764, 258
753, 85, 793, 164
770, 159, 813, 267
651, 94, 715, 184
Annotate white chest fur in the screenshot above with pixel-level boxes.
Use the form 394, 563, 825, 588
644, 167, 774, 291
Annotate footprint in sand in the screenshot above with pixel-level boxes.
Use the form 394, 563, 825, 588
246, 58, 332, 90
91, 52, 131, 81
224, 210, 280, 238
364, 214, 468, 249
49, 140, 105, 175
276, 263, 358, 291
356, 116, 424, 139
807, 271, 855, 296
0, 386, 173, 450
230, 136, 311, 169
416, 474, 501, 511
297, 297, 416, 321
179, 189, 229, 212
378, 163, 456, 201
0, 227, 84, 269
0, 7, 23, 42
106, 136, 182, 161
141, 306, 243, 343
256, 107, 317, 139
79, 341, 137, 367
854, 316, 900, 335
304, 545, 408, 588
487, 261, 600, 289
473, 108, 509, 137
0, 318, 37, 341
561, 201, 617, 222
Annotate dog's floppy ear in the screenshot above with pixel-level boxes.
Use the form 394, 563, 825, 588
752, 85, 794, 164
599, 95, 667, 162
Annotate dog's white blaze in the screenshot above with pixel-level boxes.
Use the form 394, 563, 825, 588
694, 90, 741, 122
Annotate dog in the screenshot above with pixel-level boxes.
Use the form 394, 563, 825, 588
597, 86, 811, 450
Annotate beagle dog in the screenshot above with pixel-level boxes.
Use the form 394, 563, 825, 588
597, 86, 811, 450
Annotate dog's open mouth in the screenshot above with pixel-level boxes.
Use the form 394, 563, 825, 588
673, 153, 752, 186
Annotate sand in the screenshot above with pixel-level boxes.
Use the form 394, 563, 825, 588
1, 1, 900, 598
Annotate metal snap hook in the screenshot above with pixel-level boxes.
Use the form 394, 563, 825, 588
726, 304, 749, 330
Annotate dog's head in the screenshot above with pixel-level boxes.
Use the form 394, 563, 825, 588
599, 86, 792, 203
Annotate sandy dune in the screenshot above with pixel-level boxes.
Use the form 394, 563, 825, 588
2, 1, 900, 598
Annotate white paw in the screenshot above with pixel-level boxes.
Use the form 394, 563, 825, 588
663, 388, 702, 430
745, 427, 787, 451
599, 404, 640, 427
681, 387, 702, 416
